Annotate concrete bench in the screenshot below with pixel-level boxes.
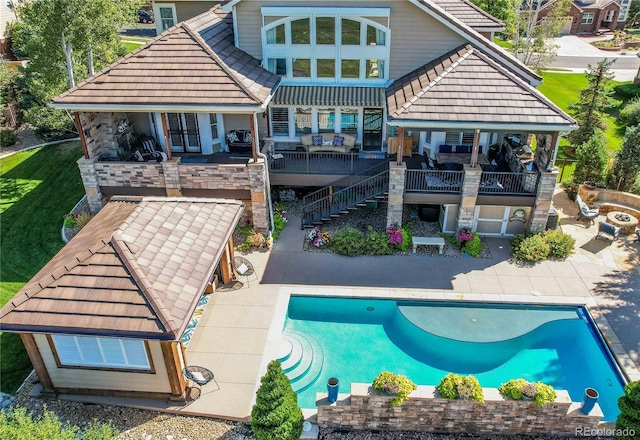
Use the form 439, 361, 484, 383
412, 236, 446, 255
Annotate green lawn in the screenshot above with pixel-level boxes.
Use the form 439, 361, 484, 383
120, 36, 150, 54
495, 37, 513, 50
538, 72, 627, 153
0, 142, 84, 393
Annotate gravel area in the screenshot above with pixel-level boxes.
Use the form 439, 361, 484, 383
0, 124, 42, 157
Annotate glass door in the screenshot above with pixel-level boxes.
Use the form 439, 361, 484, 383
363, 108, 383, 151
166, 113, 201, 153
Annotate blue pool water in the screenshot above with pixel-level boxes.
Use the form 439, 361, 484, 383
283, 297, 626, 421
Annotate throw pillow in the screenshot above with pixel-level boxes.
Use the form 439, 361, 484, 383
191, 371, 206, 382
312, 135, 323, 146
226, 131, 239, 143
245, 132, 253, 143
333, 135, 344, 147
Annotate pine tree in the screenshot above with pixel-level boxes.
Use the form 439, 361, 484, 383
608, 124, 640, 192
616, 381, 640, 439
251, 361, 303, 440
573, 133, 609, 185
568, 59, 615, 148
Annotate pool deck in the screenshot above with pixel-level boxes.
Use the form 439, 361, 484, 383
56, 186, 640, 421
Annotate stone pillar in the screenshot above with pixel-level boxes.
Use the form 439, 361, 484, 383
528, 167, 559, 233
162, 159, 182, 197
457, 165, 481, 230
77, 157, 104, 214
386, 163, 406, 227
248, 158, 268, 232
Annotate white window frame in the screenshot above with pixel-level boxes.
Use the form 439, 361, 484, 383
154, 3, 177, 34
581, 12, 595, 25
261, 8, 390, 85
604, 10, 615, 23
51, 335, 151, 371
271, 105, 366, 142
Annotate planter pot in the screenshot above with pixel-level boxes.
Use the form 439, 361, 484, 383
583, 181, 596, 190
327, 377, 339, 403
522, 395, 535, 401
581, 387, 599, 414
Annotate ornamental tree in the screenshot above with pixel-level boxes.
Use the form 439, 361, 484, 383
616, 381, 640, 439
608, 124, 640, 192
573, 133, 609, 185
251, 361, 303, 440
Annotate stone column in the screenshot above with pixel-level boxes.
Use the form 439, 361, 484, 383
386, 163, 406, 227
248, 158, 268, 232
457, 165, 481, 230
77, 157, 104, 214
528, 167, 559, 233
162, 159, 182, 197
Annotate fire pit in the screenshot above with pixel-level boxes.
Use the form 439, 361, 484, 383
615, 213, 632, 222
606, 211, 639, 235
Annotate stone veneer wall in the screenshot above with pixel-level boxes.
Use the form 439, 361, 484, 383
178, 164, 250, 190
317, 383, 603, 436
528, 167, 559, 233
95, 161, 166, 188
386, 163, 406, 227
79, 111, 129, 159
457, 165, 481, 230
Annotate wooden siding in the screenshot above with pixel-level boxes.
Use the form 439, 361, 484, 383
175, 1, 215, 23
235, 0, 466, 77
35, 334, 172, 394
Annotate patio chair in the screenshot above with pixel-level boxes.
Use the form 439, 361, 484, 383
635, 230, 640, 243
232, 256, 258, 287
596, 221, 620, 244
183, 365, 219, 400
576, 195, 599, 224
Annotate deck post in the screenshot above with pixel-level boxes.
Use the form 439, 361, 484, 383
397, 127, 404, 166
471, 128, 481, 167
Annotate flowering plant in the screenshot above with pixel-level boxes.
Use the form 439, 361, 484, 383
386, 226, 403, 247
237, 228, 267, 251
455, 227, 474, 244
307, 227, 331, 247
521, 383, 537, 398
372, 371, 417, 406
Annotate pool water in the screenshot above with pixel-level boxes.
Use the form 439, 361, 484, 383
282, 297, 626, 421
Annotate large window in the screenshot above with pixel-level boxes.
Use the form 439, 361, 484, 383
271, 108, 290, 136
154, 4, 177, 32
295, 107, 312, 136
581, 13, 594, 24
262, 10, 389, 82
271, 106, 370, 140
317, 108, 335, 132
604, 10, 615, 22
51, 335, 151, 371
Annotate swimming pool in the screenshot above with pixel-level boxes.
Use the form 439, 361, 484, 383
280, 296, 626, 421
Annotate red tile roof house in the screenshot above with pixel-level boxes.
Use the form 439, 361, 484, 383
537, 0, 622, 35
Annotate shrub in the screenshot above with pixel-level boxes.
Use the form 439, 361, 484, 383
499, 379, 557, 407
364, 227, 393, 255
437, 373, 484, 403
62, 213, 77, 228
512, 234, 550, 263
272, 202, 287, 240
621, 97, 640, 126
237, 229, 266, 251
0, 128, 18, 148
564, 182, 578, 201
251, 361, 303, 440
400, 226, 412, 252
616, 381, 640, 439
573, 133, 609, 186
542, 229, 575, 259
74, 212, 93, 229
462, 233, 482, 257
330, 227, 365, 256
372, 371, 417, 406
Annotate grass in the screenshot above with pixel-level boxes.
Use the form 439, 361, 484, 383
538, 72, 627, 154
495, 37, 513, 50
0, 142, 84, 393
120, 36, 150, 54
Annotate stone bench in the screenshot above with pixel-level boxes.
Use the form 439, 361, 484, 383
412, 236, 446, 255
596, 202, 640, 222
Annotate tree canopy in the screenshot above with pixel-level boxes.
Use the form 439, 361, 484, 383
608, 125, 640, 192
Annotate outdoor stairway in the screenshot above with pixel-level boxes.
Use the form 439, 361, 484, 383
277, 330, 325, 393
301, 161, 390, 229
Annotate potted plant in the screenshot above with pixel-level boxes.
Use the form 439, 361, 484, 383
372, 371, 417, 406
499, 379, 557, 407
437, 373, 484, 403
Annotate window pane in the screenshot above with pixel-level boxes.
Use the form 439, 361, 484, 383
461, 132, 475, 145
121, 339, 150, 368
318, 108, 335, 133
99, 338, 126, 365
295, 107, 312, 136
317, 59, 335, 78
341, 19, 360, 45
293, 59, 311, 77
267, 58, 287, 75
291, 18, 310, 44
52, 335, 82, 365
341, 109, 359, 135
209, 114, 218, 139
316, 17, 335, 44
159, 8, 175, 30
445, 132, 460, 145
271, 108, 289, 136
267, 24, 285, 44
367, 26, 385, 45
341, 60, 360, 78
366, 59, 384, 78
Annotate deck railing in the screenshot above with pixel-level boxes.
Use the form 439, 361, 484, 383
479, 171, 540, 195
404, 169, 464, 193
269, 151, 385, 175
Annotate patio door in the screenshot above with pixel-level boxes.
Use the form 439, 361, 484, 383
473, 206, 530, 236
166, 113, 201, 153
363, 108, 383, 151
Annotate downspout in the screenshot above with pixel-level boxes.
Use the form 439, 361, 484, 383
253, 112, 275, 236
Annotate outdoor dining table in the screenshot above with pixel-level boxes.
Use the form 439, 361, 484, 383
436, 152, 490, 165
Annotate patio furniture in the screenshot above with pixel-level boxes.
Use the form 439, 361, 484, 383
636, 230, 640, 242
226, 130, 253, 155
576, 195, 599, 224
596, 221, 620, 244
183, 365, 218, 400
412, 236, 445, 254
232, 256, 258, 287
300, 133, 356, 153
436, 152, 489, 165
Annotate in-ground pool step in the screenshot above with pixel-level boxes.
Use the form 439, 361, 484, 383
278, 334, 304, 372
282, 331, 314, 383
289, 333, 324, 393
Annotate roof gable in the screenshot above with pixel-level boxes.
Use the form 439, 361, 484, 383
430, 0, 504, 29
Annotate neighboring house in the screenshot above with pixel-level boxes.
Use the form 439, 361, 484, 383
0, 197, 243, 401
538, 0, 622, 35
51, 0, 576, 241
1, 1, 18, 59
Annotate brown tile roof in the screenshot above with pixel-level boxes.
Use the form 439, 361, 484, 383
386, 44, 576, 128
52, 7, 280, 109
0, 197, 244, 340
430, 0, 504, 29
573, 0, 618, 10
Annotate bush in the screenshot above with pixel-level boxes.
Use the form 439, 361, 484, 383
272, 202, 287, 240
62, 213, 77, 228
251, 361, 303, 440
542, 229, 575, 259
512, 234, 550, 263
0, 405, 118, 439
0, 128, 19, 148
499, 379, 557, 407
74, 212, 93, 229
621, 97, 640, 126
400, 226, 412, 252
330, 227, 365, 256
573, 133, 609, 186
616, 381, 640, 439
564, 182, 578, 201
372, 371, 417, 406
613, 83, 640, 101
237, 229, 266, 251
364, 227, 393, 255
462, 234, 482, 257
437, 373, 484, 403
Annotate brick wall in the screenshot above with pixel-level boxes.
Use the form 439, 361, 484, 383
457, 165, 481, 230
178, 164, 250, 190
317, 383, 603, 436
529, 168, 559, 233
95, 161, 166, 188
79, 111, 129, 159
386, 163, 406, 228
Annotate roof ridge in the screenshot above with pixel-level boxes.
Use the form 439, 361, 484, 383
447, 0, 503, 26
182, 10, 264, 105
110, 234, 179, 339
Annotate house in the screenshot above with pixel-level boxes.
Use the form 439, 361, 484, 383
538, 0, 622, 35
0, 1, 18, 59
51, 0, 576, 239
0, 197, 243, 401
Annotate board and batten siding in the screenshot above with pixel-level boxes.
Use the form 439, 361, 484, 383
34, 334, 172, 394
234, 0, 466, 78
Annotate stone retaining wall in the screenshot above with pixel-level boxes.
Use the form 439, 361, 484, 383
179, 163, 250, 190
317, 383, 602, 437
597, 189, 640, 211
95, 161, 166, 188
